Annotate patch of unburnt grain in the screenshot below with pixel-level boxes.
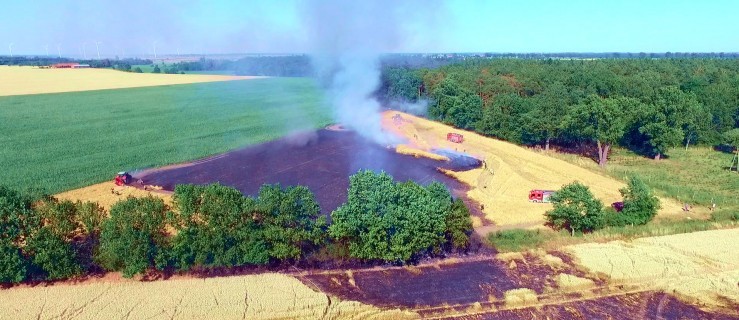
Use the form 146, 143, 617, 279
0, 273, 416, 319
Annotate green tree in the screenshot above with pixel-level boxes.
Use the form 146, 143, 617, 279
430, 78, 483, 130
255, 185, 327, 260
330, 171, 467, 262
170, 184, 268, 270
445, 199, 473, 248
97, 196, 171, 277
25, 227, 81, 280
382, 68, 423, 102
477, 93, 532, 143
566, 95, 635, 167
610, 176, 660, 226
639, 87, 703, 159
133, 67, 143, 73
545, 182, 604, 236
724, 128, 739, 150
523, 81, 571, 150
25, 199, 98, 280
0, 186, 36, 244
152, 65, 161, 73
0, 239, 27, 283
639, 116, 684, 160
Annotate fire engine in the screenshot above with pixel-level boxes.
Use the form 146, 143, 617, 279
528, 190, 555, 203
447, 133, 464, 143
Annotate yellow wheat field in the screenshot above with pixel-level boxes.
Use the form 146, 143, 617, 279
55, 182, 173, 211
0, 66, 260, 96
566, 228, 739, 311
0, 273, 417, 320
382, 111, 686, 228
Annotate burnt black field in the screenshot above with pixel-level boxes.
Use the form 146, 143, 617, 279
139, 129, 481, 213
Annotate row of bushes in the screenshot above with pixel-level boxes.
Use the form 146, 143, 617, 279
0, 170, 472, 283
544, 176, 661, 235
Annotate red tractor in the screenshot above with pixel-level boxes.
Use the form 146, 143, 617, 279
529, 190, 555, 203
114, 172, 132, 186
447, 133, 464, 143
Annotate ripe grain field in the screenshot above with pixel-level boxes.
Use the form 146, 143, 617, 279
0, 66, 255, 96
0, 78, 331, 194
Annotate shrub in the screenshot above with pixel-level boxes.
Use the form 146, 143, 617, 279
171, 183, 268, 270
97, 196, 171, 277
255, 184, 327, 260
0, 239, 27, 283
545, 181, 604, 235
25, 227, 81, 280
446, 199, 473, 248
609, 176, 660, 227
0, 186, 36, 243
170, 183, 327, 270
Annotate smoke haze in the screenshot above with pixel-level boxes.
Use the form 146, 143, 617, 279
300, 0, 444, 144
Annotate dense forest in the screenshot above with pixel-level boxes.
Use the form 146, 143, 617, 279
380, 58, 739, 166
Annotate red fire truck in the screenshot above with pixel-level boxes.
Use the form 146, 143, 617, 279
447, 133, 464, 143
528, 190, 555, 203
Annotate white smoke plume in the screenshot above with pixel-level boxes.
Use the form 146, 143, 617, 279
389, 99, 431, 116
300, 0, 444, 144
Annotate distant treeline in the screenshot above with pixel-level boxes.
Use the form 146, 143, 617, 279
0, 56, 152, 68
379, 58, 739, 166
0, 170, 471, 283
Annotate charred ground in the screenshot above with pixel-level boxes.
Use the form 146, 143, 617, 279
139, 128, 482, 214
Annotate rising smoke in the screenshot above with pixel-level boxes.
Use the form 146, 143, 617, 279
300, 0, 443, 144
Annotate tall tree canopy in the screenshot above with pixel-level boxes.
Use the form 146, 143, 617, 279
330, 171, 471, 262
566, 95, 637, 167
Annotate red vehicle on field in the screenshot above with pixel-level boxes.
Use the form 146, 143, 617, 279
114, 172, 132, 186
529, 190, 555, 203
447, 133, 464, 143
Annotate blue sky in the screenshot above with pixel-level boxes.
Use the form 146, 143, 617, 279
1, 0, 737, 56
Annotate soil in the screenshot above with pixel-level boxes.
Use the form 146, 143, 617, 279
138, 129, 482, 214
297, 251, 739, 319
451, 291, 738, 320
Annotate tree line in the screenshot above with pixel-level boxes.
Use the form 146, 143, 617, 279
380, 58, 739, 167
0, 171, 472, 283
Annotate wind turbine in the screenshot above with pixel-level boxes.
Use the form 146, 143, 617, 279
82, 42, 87, 59
8, 43, 14, 58
44, 44, 49, 57
153, 41, 158, 59
95, 41, 102, 59
57, 44, 61, 58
